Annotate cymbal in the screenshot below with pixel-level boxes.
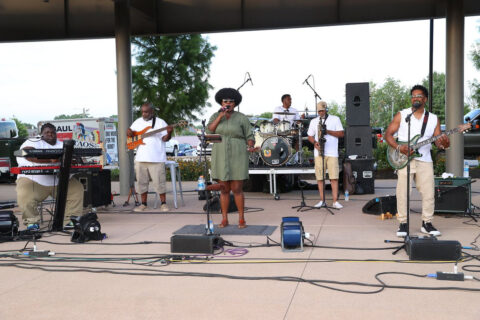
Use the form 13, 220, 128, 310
273, 112, 297, 115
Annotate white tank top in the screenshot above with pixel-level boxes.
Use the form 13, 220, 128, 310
397, 108, 437, 162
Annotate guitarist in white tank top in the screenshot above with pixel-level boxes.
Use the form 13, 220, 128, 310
384, 85, 449, 237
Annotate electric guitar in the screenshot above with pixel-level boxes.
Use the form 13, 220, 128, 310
386, 122, 471, 170
126, 120, 188, 150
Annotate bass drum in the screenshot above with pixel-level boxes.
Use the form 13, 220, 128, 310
260, 136, 292, 166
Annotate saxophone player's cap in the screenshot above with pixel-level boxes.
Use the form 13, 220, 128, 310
317, 101, 327, 111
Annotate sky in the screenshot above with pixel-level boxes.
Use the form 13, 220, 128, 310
0, 17, 479, 127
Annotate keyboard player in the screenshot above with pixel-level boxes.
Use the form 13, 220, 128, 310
15, 123, 84, 231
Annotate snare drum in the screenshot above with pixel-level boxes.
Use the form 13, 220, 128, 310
260, 136, 292, 166
276, 120, 291, 135
259, 120, 275, 134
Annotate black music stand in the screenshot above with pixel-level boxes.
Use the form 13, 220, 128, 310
197, 121, 222, 235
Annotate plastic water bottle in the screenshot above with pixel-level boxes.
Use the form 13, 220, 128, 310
345, 190, 349, 202
464, 161, 469, 178
198, 175, 205, 191
206, 220, 214, 233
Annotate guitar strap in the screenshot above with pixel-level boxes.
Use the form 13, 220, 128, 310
151, 117, 156, 129
420, 111, 429, 137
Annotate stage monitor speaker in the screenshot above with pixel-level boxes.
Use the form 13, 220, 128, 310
406, 237, 462, 261
345, 126, 373, 157
346, 82, 370, 126
78, 169, 111, 208
171, 234, 224, 254
434, 177, 471, 213
344, 158, 375, 194
362, 195, 397, 215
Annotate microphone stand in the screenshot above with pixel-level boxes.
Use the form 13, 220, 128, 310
237, 72, 253, 112
390, 108, 416, 254
198, 120, 213, 235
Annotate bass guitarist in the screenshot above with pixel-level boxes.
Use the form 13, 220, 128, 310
384, 85, 449, 237
127, 102, 173, 212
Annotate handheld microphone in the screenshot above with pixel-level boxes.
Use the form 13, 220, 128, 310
302, 74, 312, 84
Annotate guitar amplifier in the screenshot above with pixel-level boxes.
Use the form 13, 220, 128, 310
434, 177, 471, 213
78, 169, 111, 208
344, 158, 375, 194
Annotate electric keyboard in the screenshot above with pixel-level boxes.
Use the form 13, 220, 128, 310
14, 148, 103, 159
11, 164, 103, 175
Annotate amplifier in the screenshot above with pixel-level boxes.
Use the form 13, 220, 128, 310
434, 177, 471, 213
344, 158, 375, 194
362, 195, 397, 215
0, 211, 19, 239
406, 236, 462, 261
78, 169, 111, 208
171, 234, 224, 254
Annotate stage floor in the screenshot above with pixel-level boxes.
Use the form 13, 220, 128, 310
0, 179, 479, 319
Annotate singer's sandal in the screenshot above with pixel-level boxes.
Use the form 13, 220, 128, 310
218, 219, 229, 228
238, 219, 246, 229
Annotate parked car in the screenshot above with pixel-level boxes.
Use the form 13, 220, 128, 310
177, 143, 196, 156
440, 109, 480, 156
165, 139, 180, 156
0, 119, 25, 182
196, 143, 212, 156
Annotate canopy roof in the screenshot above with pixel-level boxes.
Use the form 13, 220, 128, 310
1, 0, 480, 42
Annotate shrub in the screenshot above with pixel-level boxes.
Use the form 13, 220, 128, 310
167, 159, 211, 181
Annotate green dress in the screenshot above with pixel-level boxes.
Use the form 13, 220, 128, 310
207, 111, 254, 181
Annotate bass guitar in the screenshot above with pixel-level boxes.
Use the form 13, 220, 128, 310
386, 123, 471, 170
127, 120, 188, 150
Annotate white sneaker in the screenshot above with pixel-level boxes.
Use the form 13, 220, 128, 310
314, 201, 324, 208
134, 204, 148, 212
332, 202, 343, 209
160, 203, 169, 212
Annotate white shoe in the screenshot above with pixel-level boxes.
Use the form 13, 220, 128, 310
314, 201, 324, 208
160, 203, 169, 212
332, 202, 343, 209
133, 204, 148, 212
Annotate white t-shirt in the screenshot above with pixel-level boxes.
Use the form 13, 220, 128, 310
16, 139, 63, 186
130, 117, 168, 163
307, 114, 344, 157
271, 106, 300, 124
397, 108, 437, 162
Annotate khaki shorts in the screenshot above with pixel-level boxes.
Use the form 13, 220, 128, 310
135, 161, 167, 194
314, 156, 339, 181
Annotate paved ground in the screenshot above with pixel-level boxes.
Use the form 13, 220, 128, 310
0, 178, 480, 319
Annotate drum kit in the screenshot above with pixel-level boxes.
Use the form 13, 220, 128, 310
251, 111, 308, 167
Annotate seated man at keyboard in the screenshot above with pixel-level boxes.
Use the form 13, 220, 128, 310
15, 123, 84, 231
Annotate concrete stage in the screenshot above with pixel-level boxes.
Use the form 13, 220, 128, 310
0, 179, 479, 319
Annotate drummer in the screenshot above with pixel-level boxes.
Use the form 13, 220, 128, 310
272, 94, 304, 125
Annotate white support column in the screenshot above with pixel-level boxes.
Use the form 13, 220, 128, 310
114, 0, 134, 195
445, 0, 465, 176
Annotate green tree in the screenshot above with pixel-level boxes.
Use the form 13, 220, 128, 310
132, 35, 216, 124
258, 112, 272, 119
369, 77, 410, 129
326, 101, 346, 127
12, 117, 28, 138
54, 113, 92, 120
421, 72, 447, 122
469, 41, 480, 108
